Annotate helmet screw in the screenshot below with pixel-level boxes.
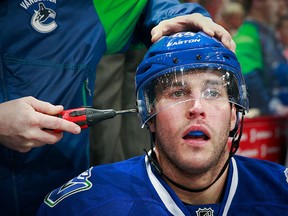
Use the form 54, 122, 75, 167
196, 54, 202, 60
173, 58, 179, 64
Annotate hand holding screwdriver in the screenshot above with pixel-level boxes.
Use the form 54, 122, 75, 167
0, 97, 81, 153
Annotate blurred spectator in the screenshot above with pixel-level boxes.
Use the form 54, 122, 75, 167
277, 15, 288, 60
233, 0, 288, 117
276, 0, 288, 60
183, 0, 244, 36
182, 0, 225, 19
279, 0, 288, 17
217, 2, 245, 35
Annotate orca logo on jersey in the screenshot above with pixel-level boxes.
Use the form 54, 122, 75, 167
44, 168, 93, 207
31, 3, 57, 33
285, 168, 288, 183
19, 1, 57, 33
196, 207, 214, 216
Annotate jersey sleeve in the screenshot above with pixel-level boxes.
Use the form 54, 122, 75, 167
135, 1, 210, 48
93, 0, 147, 54
93, 0, 210, 54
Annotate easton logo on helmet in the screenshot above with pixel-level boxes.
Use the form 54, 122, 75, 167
167, 32, 200, 46
167, 38, 201, 47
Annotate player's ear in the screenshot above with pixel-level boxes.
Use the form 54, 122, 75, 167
147, 106, 156, 132
148, 118, 155, 132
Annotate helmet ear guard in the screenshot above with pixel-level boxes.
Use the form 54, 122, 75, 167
229, 110, 242, 137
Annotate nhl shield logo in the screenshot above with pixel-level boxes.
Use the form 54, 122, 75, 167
196, 207, 214, 216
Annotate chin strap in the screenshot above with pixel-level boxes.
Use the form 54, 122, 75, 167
145, 111, 244, 193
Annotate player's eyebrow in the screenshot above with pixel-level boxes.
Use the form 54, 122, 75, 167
204, 78, 223, 87
157, 79, 187, 92
155, 73, 225, 93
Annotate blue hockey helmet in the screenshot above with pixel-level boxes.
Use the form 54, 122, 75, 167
135, 31, 249, 126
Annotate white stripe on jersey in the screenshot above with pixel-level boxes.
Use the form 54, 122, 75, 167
145, 156, 185, 216
222, 157, 238, 216
146, 155, 239, 216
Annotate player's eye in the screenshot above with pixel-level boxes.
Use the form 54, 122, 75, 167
171, 90, 187, 98
202, 88, 222, 99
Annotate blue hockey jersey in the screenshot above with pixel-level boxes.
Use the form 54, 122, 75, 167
37, 155, 288, 215
0, 1, 209, 215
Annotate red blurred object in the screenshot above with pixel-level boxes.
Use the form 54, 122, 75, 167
229, 115, 288, 164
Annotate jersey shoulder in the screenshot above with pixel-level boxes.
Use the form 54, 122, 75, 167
235, 155, 288, 183
37, 156, 170, 215
232, 155, 288, 211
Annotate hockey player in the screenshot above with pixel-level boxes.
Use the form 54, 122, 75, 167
37, 31, 288, 215
0, 1, 235, 215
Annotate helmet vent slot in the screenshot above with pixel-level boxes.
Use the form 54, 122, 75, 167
223, 55, 230, 60
196, 54, 202, 60
172, 58, 179, 64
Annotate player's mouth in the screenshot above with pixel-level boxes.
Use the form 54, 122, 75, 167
182, 130, 209, 141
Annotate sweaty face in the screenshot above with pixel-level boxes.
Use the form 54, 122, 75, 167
149, 70, 237, 175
